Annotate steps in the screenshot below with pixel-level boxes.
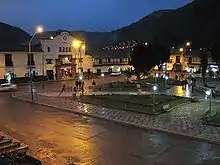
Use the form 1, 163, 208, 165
0, 132, 28, 156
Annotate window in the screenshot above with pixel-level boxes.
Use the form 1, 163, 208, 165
47, 47, 50, 52
176, 56, 180, 63
69, 47, 71, 52
59, 47, 62, 52
120, 58, 122, 63
27, 53, 35, 66
65, 47, 69, 52
4, 54, 13, 67
99, 59, 102, 64
107, 58, 111, 63
46, 59, 53, 64
62, 47, 65, 52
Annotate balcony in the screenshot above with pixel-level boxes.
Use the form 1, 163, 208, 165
93, 61, 130, 67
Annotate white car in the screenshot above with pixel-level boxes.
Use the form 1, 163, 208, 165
110, 72, 122, 76
0, 83, 17, 92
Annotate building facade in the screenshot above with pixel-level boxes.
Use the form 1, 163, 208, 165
166, 48, 216, 73
0, 30, 134, 81
91, 50, 133, 74
40, 31, 93, 80
0, 45, 43, 80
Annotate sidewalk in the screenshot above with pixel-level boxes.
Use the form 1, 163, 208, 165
38, 91, 153, 97
12, 92, 220, 144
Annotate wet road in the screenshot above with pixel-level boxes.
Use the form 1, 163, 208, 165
0, 93, 220, 164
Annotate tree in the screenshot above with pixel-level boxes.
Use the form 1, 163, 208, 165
211, 44, 220, 65
124, 68, 132, 82
130, 44, 170, 79
200, 51, 208, 86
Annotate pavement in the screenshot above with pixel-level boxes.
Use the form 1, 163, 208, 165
13, 90, 220, 144
2, 93, 220, 164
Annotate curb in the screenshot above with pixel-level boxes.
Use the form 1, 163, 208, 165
16, 79, 75, 86
12, 94, 220, 145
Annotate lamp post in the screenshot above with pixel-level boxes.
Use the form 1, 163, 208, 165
72, 39, 85, 78
186, 42, 191, 47
155, 73, 159, 84
152, 85, 158, 114
28, 26, 43, 101
153, 85, 158, 104
206, 89, 212, 119
165, 75, 168, 87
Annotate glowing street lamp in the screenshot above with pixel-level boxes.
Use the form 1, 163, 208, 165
72, 39, 85, 77
28, 25, 43, 101
179, 48, 184, 52
82, 45, 86, 50
72, 39, 81, 48
186, 42, 191, 47
152, 85, 158, 111
206, 89, 212, 119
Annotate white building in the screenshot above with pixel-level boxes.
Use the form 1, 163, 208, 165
0, 30, 133, 82
0, 45, 43, 81
92, 49, 132, 74
39, 30, 93, 80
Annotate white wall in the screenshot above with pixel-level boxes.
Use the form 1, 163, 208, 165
0, 52, 43, 79
41, 31, 88, 74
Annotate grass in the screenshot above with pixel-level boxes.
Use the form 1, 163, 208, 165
210, 113, 220, 125
79, 94, 190, 115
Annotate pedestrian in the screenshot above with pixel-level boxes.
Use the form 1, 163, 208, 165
81, 81, 85, 96
175, 74, 178, 80
92, 80, 96, 92
184, 79, 187, 89
72, 86, 77, 99
78, 80, 82, 89
75, 80, 79, 89
58, 84, 66, 96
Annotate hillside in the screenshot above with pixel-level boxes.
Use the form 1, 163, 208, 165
0, 22, 30, 48
7, 0, 220, 51
111, 0, 220, 48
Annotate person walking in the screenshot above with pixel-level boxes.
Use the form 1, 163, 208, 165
92, 80, 96, 92
58, 84, 66, 96
78, 80, 82, 90
75, 80, 79, 90
81, 81, 85, 96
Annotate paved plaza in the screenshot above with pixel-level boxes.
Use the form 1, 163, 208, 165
13, 91, 220, 144
1, 93, 220, 164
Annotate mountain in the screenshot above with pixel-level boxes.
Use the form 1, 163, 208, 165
21, 0, 220, 51
65, 0, 220, 50
111, 0, 220, 48
0, 22, 30, 48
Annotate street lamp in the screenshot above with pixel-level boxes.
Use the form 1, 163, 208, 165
72, 39, 85, 78
206, 89, 212, 119
153, 85, 158, 104
179, 48, 184, 52
186, 42, 191, 47
28, 25, 43, 101
165, 76, 168, 87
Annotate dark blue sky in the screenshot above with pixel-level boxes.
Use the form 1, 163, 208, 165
0, 0, 192, 34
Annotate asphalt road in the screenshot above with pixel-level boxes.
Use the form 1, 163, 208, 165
0, 93, 220, 164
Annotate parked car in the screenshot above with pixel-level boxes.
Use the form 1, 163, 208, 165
0, 83, 17, 92
110, 72, 121, 76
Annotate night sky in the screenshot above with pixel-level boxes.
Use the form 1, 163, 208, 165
0, 0, 192, 34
